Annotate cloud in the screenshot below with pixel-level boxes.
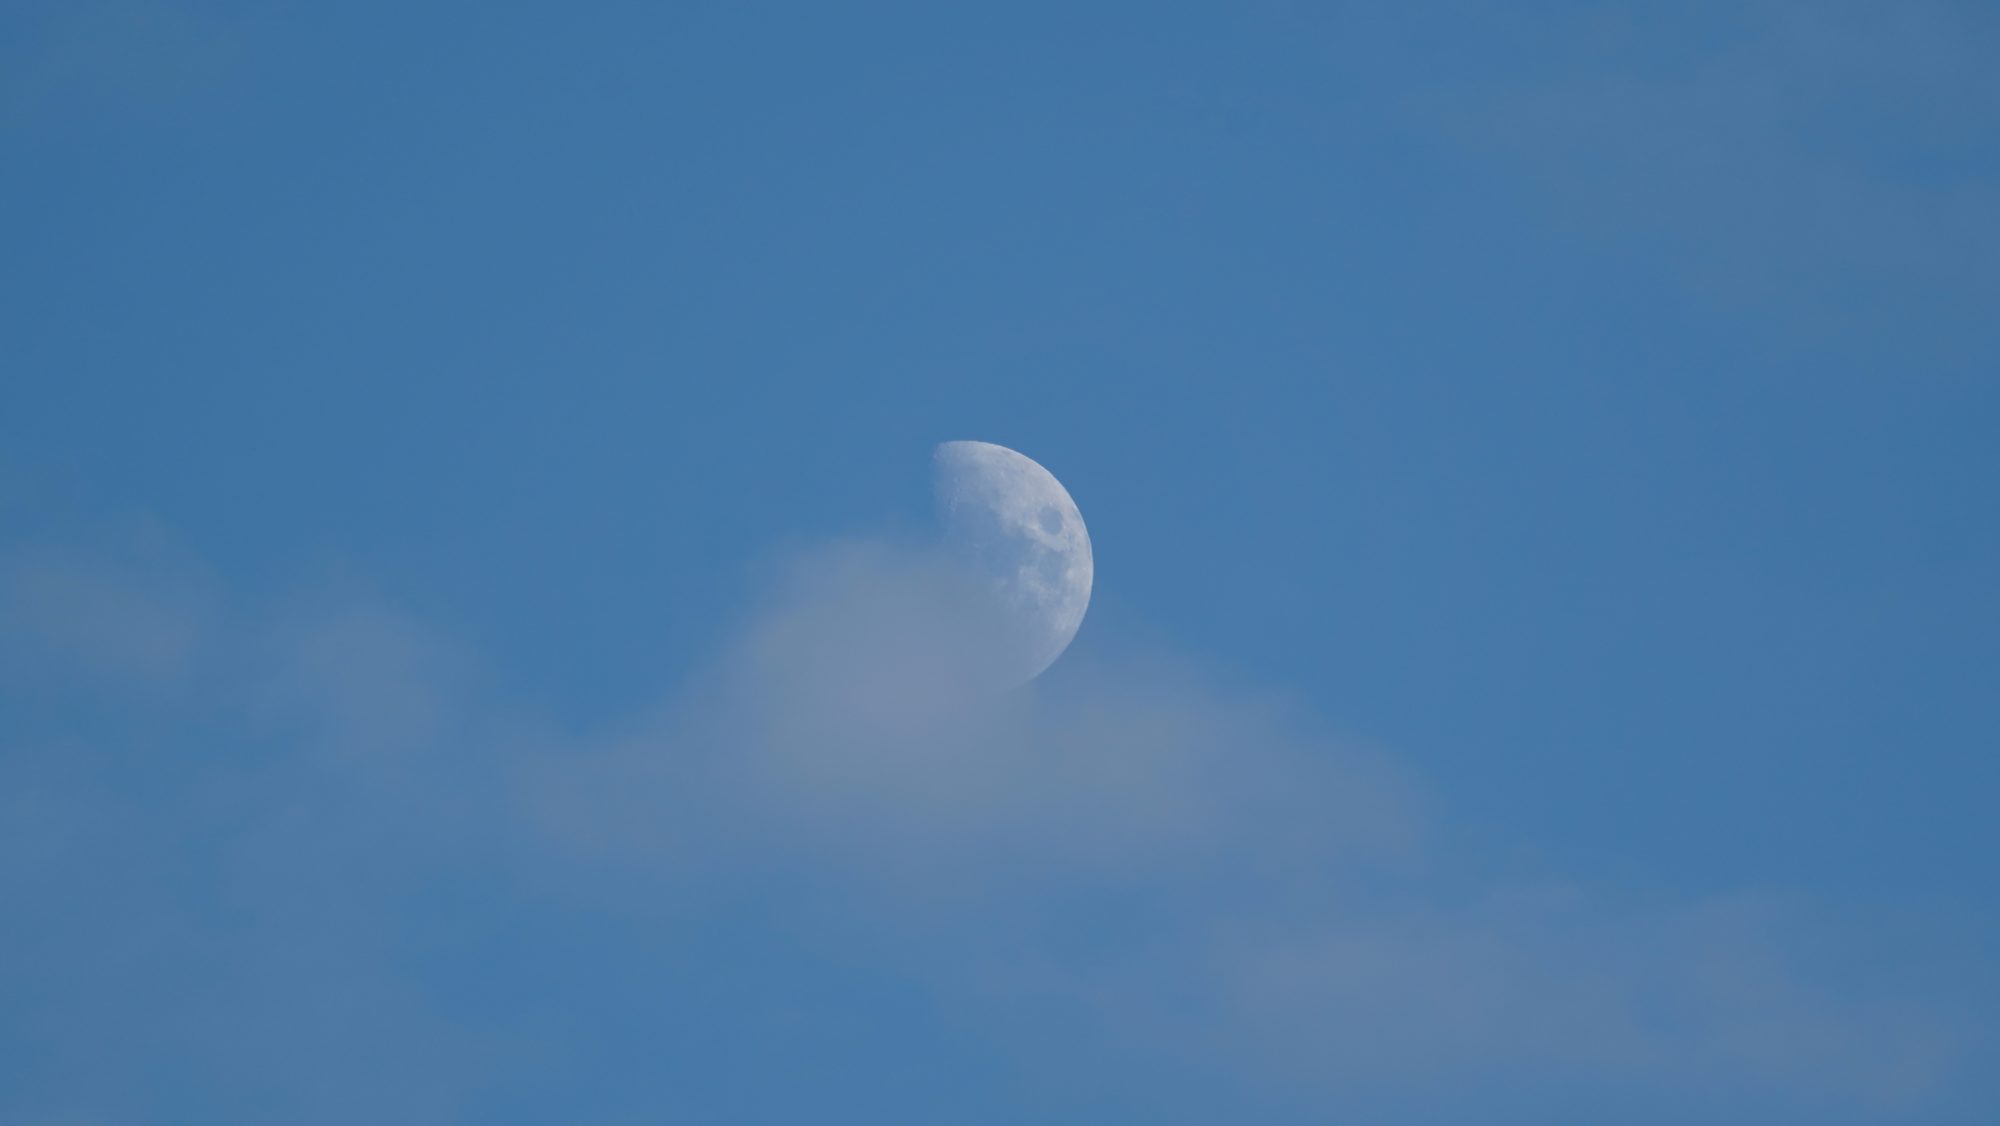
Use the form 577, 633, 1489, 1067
0, 531, 1979, 1120
525, 539, 1419, 890
1193, 890, 1957, 1101
0, 545, 503, 1125
523, 536, 1966, 1108
0, 539, 213, 695
252, 600, 470, 762
1355, 0, 2000, 330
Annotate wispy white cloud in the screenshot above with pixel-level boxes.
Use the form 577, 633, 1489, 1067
1355, 0, 2000, 330
0, 531, 1977, 1119
0, 539, 213, 695
523, 536, 1967, 1108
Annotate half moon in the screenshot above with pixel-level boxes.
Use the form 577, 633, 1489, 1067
931, 440, 1093, 684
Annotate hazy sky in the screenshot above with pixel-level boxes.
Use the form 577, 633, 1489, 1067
4, 2, 1997, 1122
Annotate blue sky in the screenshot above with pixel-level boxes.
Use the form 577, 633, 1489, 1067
3, 2, 1997, 1122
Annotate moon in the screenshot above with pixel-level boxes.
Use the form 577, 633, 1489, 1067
932, 440, 1093, 684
